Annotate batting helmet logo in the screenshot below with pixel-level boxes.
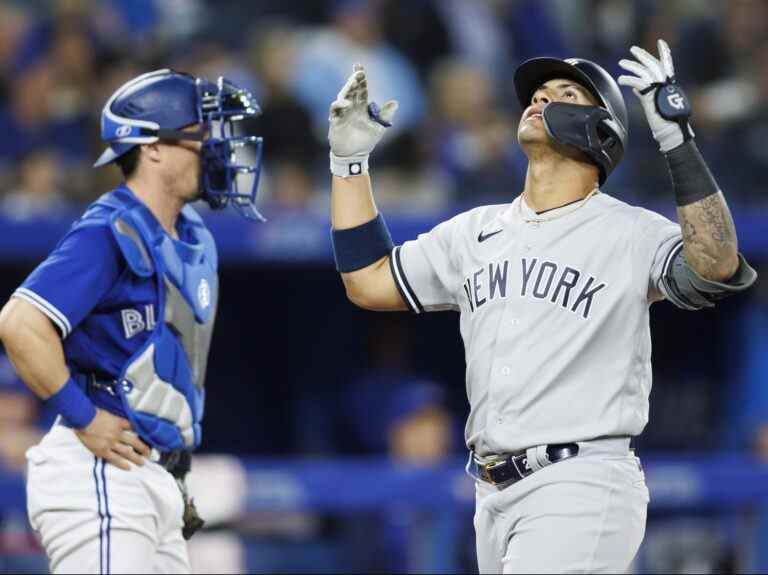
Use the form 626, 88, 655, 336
115, 125, 132, 138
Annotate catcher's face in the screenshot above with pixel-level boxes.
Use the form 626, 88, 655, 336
159, 124, 208, 203
517, 77, 598, 147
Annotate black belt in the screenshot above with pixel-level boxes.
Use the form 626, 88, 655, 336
157, 450, 181, 471
86, 374, 120, 397
473, 443, 579, 486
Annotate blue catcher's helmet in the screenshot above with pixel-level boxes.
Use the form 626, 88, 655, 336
94, 69, 265, 221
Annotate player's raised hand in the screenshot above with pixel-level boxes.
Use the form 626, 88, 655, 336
328, 64, 398, 177
75, 408, 151, 471
618, 39, 694, 153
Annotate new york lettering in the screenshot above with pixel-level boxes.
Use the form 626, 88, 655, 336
462, 258, 606, 319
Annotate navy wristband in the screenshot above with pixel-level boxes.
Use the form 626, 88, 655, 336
46, 378, 97, 429
331, 214, 395, 273
665, 141, 719, 207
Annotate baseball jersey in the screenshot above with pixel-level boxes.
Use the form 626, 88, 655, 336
390, 192, 683, 456
13, 189, 203, 419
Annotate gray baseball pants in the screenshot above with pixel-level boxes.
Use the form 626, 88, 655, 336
473, 437, 648, 574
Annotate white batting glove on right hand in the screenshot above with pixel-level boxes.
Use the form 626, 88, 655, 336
328, 63, 398, 177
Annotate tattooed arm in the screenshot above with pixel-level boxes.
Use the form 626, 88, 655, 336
618, 39, 755, 301
677, 192, 739, 282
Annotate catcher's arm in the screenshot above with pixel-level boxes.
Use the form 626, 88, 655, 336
0, 297, 71, 400
0, 297, 150, 469
329, 65, 406, 311
619, 40, 739, 283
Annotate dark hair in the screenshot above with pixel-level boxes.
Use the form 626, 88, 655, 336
115, 146, 141, 178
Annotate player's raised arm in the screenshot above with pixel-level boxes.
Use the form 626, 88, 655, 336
328, 64, 406, 311
619, 40, 755, 290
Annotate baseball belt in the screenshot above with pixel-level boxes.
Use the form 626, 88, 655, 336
472, 443, 579, 487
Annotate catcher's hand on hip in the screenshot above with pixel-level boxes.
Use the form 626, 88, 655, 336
618, 39, 694, 153
75, 408, 151, 470
328, 63, 398, 177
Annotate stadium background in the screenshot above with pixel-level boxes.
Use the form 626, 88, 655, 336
0, 0, 767, 572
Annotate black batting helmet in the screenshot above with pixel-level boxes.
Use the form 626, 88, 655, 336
514, 57, 628, 184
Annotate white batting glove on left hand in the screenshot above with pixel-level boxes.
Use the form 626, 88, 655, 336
328, 63, 399, 177
618, 39, 694, 153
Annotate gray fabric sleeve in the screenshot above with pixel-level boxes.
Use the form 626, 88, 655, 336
390, 215, 464, 314
660, 251, 758, 310
632, 208, 683, 303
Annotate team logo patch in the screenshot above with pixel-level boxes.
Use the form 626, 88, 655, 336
115, 125, 132, 138
198, 279, 211, 309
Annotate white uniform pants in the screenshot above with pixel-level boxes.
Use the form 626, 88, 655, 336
473, 437, 649, 574
25, 423, 190, 574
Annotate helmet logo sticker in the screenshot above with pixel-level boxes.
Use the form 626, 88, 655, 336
115, 125, 132, 138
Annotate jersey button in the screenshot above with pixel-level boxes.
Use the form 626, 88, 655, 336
501, 366, 511, 376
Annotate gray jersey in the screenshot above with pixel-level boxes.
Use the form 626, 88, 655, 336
390, 193, 684, 456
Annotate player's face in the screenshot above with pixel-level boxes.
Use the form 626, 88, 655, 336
517, 78, 598, 147
160, 124, 207, 203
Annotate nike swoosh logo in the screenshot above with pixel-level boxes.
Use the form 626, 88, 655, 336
478, 229, 503, 243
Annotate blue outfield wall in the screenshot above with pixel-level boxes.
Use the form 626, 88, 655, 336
3, 455, 768, 514
0, 203, 765, 264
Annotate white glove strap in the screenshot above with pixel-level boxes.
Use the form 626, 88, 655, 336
330, 152, 370, 178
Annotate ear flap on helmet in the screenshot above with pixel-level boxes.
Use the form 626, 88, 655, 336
542, 102, 623, 185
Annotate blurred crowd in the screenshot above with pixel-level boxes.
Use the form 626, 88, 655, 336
0, 0, 767, 219
1, 1, 768, 572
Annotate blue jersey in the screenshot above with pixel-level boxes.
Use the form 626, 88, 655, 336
14, 185, 210, 420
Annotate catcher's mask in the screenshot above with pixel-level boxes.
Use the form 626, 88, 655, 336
514, 57, 628, 185
95, 69, 265, 221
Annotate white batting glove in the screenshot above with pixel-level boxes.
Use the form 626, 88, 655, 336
328, 63, 398, 177
618, 39, 694, 153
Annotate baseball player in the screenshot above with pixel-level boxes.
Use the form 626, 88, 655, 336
327, 41, 757, 573
0, 69, 265, 573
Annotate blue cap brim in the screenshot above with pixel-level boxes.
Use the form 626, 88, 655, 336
93, 143, 135, 168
